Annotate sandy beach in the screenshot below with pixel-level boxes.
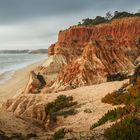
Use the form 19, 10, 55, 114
0, 59, 46, 104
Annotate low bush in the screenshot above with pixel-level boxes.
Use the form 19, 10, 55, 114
10, 133, 24, 140
91, 107, 131, 129
84, 109, 92, 113
78, 16, 107, 26
102, 85, 140, 106
134, 98, 140, 110
45, 95, 77, 115
102, 91, 130, 105
78, 11, 140, 26
58, 108, 77, 118
45, 95, 77, 127
107, 72, 128, 82
26, 133, 37, 139
112, 11, 133, 19
0, 131, 37, 140
99, 65, 140, 139
104, 115, 140, 140
52, 128, 66, 140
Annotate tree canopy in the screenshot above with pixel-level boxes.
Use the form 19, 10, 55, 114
78, 11, 140, 26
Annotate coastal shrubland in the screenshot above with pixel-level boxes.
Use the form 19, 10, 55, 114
90, 106, 132, 129
78, 11, 140, 26
104, 115, 140, 140
91, 64, 140, 139
102, 66, 140, 106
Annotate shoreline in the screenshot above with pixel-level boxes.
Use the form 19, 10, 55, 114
0, 59, 46, 104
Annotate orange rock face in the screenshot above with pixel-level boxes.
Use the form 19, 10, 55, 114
48, 17, 140, 91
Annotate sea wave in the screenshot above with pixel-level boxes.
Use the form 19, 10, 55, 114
0, 71, 14, 84
0, 53, 47, 84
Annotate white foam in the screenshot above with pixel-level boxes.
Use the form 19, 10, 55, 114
0, 53, 47, 84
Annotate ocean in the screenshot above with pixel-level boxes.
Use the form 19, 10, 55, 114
0, 53, 47, 84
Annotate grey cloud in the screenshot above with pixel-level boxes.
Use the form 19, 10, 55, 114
0, 0, 93, 23
0, 0, 139, 24
0, 0, 139, 50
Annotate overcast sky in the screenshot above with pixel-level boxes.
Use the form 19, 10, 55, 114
0, 0, 139, 50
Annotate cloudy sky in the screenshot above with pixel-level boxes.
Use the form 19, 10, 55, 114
0, 0, 139, 50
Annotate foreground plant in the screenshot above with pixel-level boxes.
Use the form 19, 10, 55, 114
45, 95, 77, 127
104, 115, 140, 140
95, 65, 140, 139
90, 107, 132, 129
52, 128, 66, 140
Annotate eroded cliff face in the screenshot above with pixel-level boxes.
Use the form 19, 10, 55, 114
46, 17, 140, 91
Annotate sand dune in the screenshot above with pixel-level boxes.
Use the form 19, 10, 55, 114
0, 78, 128, 139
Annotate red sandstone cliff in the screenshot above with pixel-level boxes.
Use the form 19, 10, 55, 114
47, 17, 140, 91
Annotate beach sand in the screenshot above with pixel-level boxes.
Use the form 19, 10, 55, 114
0, 79, 128, 139
0, 60, 45, 104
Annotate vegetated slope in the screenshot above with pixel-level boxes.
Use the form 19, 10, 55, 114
91, 64, 140, 140
2, 80, 127, 139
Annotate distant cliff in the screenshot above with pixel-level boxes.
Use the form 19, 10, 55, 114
0, 50, 29, 54
29, 49, 48, 54
0, 49, 48, 54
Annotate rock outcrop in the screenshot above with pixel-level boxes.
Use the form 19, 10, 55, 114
23, 55, 68, 94
3, 95, 47, 121
47, 17, 140, 91
24, 71, 42, 94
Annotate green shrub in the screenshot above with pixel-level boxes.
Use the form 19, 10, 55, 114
102, 85, 140, 106
91, 107, 131, 129
10, 133, 24, 140
107, 72, 128, 82
45, 95, 77, 115
58, 108, 77, 118
78, 16, 107, 26
102, 91, 131, 105
134, 98, 140, 110
100, 65, 140, 139
52, 128, 66, 140
104, 115, 140, 140
84, 109, 92, 113
112, 11, 133, 19
45, 95, 77, 127
26, 133, 37, 139
78, 11, 140, 26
